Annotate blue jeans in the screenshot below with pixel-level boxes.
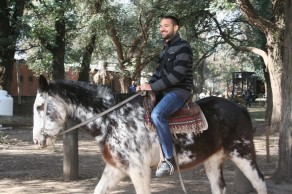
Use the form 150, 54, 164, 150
151, 92, 185, 159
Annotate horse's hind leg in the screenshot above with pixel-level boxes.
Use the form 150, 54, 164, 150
230, 149, 267, 194
203, 149, 226, 194
94, 164, 126, 194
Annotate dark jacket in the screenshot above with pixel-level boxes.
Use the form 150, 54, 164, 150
149, 33, 193, 101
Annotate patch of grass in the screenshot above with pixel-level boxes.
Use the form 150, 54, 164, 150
0, 131, 20, 145
247, 107, 269, 137
248, 107, 266, 126
0, 131, 9, 144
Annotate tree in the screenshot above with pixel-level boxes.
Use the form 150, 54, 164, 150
208, 0, 273, 114
277, 0, 292, 181
99, 1, 160, 92
234, 0, 291, 181
0, 0, 29, 91
3, 1, 211, 88
29, 0, 72, 80
204, 46, 258, 96
77, 0, 102, 82
96, 0, 215, 92
25, 0, 82, 80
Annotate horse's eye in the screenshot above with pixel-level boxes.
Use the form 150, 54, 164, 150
36, 104, 44, 111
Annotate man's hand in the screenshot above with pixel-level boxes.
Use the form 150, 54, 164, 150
136, 83, 152, 91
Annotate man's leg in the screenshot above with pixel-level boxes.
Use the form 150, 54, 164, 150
151, 92, 185, 176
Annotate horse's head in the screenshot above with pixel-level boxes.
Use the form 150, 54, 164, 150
33, 75, 67, 148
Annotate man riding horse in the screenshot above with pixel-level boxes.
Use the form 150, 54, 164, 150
137, 15, 193, 177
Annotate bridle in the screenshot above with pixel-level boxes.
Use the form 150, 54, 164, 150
40, 92, 49, 137
40, 91, 144, 137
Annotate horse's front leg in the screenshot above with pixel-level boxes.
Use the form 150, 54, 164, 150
94, 164, 126, 194
128, 163, 151, 194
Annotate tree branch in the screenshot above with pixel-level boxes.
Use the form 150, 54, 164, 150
211, 13, 269, 65
236, 0, 277, 34
16, 44, 39, 52
127, 11, 154, 59
107, 24, 125, 65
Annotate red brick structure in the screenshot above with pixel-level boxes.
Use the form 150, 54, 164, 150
9, 61, 83, 97
9, 60, 39, 96
6, 61, 132, 115
8, 61, 129, 97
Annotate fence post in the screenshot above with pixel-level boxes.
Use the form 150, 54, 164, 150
63, 121, 79, 181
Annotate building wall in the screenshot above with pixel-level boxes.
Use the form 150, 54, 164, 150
10, 61, 39, 96
9, 61, 126, 96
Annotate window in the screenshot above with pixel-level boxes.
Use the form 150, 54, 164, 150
28, 76, 33, 82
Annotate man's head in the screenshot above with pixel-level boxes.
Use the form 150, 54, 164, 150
159, 16, 180, 41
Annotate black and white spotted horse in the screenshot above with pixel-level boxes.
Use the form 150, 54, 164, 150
33, 75, 267, 194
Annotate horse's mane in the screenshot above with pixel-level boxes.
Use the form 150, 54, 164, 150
48, 79, 115, 112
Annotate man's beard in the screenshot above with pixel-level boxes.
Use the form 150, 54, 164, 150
162, 31, 175, 40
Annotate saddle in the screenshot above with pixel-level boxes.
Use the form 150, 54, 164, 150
143, 91, 208, 135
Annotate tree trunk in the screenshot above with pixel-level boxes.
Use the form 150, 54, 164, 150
119, 76, 127, 93
78, 33, 96, 82
196, 60, 206, 94
235, 0, 285, 132
265, 33, 283, 132
263, 67, 272, 125
235, 0, 291, 181
51, 13, 66, 80
273, 0, 292, 181
78, 0, 101, 82
0, 0, 27, 91
0, 53, 15, 91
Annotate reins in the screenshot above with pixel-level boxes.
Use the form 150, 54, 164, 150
41, 93, 49, 137
58, 91, 144, 136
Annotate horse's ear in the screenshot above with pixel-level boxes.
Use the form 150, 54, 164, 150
38, 75, 49, 92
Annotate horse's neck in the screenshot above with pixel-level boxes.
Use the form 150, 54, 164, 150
68, 103, 99, 122
62, 97, 108, 136
52, 83, 115, 136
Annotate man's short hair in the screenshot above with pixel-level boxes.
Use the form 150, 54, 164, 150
161, 15, 180, 27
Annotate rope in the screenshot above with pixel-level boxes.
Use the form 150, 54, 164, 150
58, 91, 144, 136
41, 93, 48, 136
173, 145, 187, 193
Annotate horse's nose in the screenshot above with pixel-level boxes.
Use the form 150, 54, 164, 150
33, 139, 47, 148
33, 139, 38, 145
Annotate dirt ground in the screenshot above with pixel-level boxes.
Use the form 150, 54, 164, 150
0, 107, 292, 194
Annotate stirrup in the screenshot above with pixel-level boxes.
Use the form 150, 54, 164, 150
155, 158, 175, 177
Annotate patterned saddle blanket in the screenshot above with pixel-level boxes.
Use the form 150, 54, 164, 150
143, 91, 208, 135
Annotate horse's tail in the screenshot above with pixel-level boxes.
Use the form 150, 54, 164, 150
237, 103, 255, 132
239, 104, 252, 120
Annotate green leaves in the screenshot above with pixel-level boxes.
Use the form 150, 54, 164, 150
10, 0, 267, 93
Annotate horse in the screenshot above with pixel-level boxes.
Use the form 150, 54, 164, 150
32, 75, 267, 194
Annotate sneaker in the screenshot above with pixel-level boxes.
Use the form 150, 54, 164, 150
155, 157, 176, 177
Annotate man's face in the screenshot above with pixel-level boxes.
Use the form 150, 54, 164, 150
159, 18, 178, 41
